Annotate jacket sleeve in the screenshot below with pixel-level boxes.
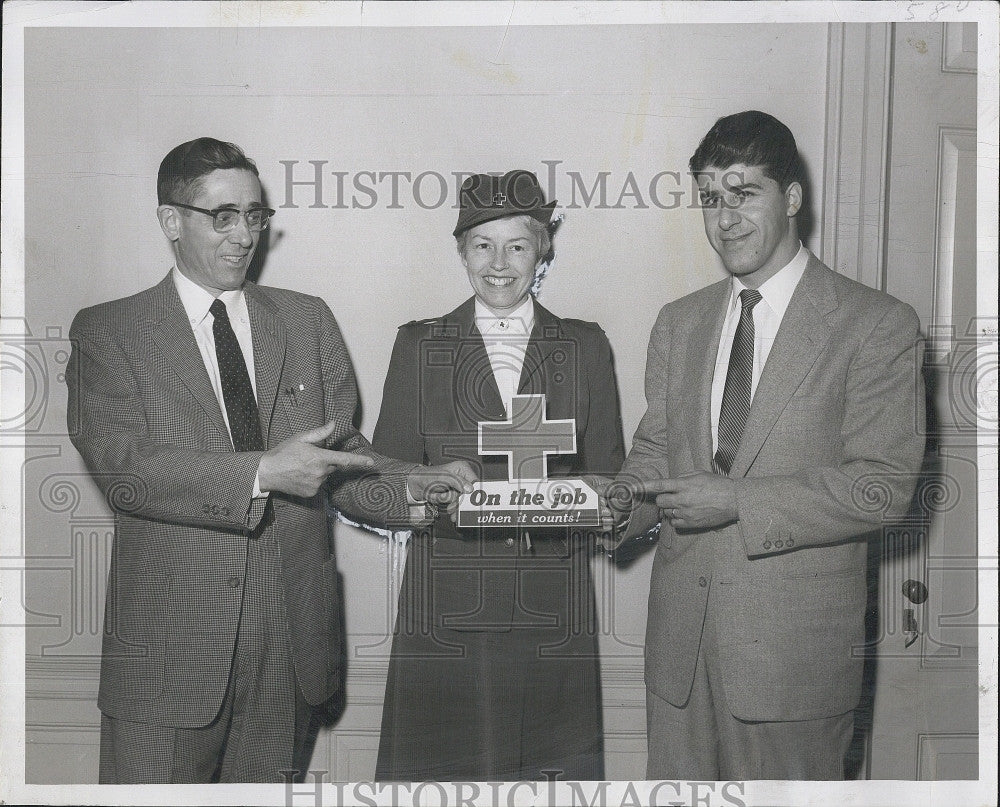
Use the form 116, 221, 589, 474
371, 325, 427, 466
617, 305, 674, 540
580, 327, 626, 477
315, 301, 419, 529
734, 300, 926, 557
67, 308, 265, 532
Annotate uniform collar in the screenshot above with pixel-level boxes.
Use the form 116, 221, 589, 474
474, 295, 535, 336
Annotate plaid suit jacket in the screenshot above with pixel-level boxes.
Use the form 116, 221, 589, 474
621, 256, 926, 722
67, 272, 415, 727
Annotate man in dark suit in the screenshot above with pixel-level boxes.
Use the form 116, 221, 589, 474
614, 112, 925, 779
66, 137, 472, 783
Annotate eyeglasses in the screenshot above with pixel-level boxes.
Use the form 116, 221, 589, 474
167, 202, 275, 233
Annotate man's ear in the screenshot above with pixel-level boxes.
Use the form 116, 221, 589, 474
785, 182, 803, 217
157, 205, 181, 241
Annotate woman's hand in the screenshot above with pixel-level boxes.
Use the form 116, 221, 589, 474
407, 461, 479, 520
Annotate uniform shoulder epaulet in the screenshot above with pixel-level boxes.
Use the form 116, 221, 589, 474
399, 317, 440, 329
560, 317, 604, 333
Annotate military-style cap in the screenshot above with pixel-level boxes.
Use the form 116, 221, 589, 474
453, 170, 557, 237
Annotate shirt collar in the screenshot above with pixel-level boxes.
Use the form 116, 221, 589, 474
171, 267, 246, 328
475, 295, 535, 337
729, 242, 808, 319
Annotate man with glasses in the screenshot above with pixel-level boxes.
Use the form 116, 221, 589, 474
66, 137, 473, 783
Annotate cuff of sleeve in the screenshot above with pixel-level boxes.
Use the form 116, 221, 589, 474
734, 478, 780, 558
403, 467, 432, 525
405, 484, 425, 506
251, 470, 268, 500
622, 499, 660, 542
408, 503, 430, 524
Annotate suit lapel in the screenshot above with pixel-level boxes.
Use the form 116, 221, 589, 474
244, 283, 287, 445
448, 298, 505, 426
519, 301, 570, 419
687, 281, 731, 470
730, 256, 836, 477
148, 273, 232, 445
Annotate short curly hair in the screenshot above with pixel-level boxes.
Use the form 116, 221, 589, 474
689, 110, 803, 191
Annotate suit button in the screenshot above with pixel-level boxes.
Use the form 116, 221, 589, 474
698, 576, 707, 588
763, 540, 772, 550
227, 576, 242, 588
774, 540, 784, 548
505, 537, 515, 547
786, 538, 795, 547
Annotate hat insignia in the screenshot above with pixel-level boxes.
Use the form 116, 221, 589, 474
491, 191, 507, 207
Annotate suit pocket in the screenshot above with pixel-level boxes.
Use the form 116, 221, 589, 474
279, 382, 325, 435
777, 541, 866, 581
101, 573, 169, 699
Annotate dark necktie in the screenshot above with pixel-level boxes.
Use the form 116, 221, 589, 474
714, 288, 763, 475
210, 298, 263, 452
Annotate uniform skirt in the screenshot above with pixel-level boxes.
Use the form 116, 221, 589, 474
374, 528, 604, 781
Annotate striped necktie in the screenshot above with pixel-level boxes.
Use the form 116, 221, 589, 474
714, 288, 762, 475
210, 298, 263, 452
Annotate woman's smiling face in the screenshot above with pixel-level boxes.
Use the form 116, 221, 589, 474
461, 216, 541, 315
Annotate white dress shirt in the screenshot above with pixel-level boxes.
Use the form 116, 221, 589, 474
475, 295, 535, 415
710, 243, 809, 453
172, 268, 265, 497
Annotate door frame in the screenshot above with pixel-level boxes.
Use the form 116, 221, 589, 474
820, 21, 986, 781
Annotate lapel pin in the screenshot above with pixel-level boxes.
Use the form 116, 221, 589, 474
284, 383, 306, 404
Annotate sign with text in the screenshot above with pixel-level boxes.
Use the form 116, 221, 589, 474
457, 394, 600, 528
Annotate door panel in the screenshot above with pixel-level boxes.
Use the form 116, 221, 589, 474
866, 21, 979, 780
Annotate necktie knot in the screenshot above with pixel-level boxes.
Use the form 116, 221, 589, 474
739, 288, 763, 313
210, 298, 229, 322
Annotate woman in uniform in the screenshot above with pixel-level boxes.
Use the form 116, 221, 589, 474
373, 170, 625, 781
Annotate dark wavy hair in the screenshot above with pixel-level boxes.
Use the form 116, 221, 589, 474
157, 137, 259, 205
689, 110, 803, 191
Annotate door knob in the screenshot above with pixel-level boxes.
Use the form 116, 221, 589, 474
902, 579, 928, 604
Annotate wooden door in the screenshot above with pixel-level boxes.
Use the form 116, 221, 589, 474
863, 21, 980, 780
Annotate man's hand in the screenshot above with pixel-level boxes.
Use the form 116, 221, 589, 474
640, 472, 739, 530
257, 421, 375, 498
407, 461, 478, 520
